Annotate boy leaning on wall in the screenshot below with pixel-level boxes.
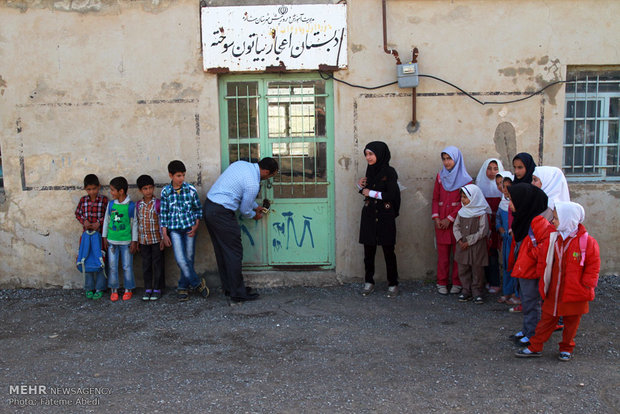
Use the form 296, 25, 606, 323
160, 160, 209, 302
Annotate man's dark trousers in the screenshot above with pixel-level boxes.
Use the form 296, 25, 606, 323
202, 198, 248, 299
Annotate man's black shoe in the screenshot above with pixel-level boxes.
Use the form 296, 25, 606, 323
230, 292, 260, 303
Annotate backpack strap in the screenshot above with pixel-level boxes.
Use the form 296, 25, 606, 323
579, 232, 589, 266
129, 201, 136, 219
528, 227, 537, 247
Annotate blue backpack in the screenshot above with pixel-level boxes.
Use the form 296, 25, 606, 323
76, 230, 106, 276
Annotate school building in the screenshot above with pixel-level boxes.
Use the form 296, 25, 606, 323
0, 0, 618, 288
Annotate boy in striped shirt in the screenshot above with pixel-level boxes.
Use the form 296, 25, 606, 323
136, 175, 165, 301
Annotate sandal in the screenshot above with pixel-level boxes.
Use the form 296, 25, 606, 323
92, 291, 103, 300
85, 291, 94, 299
497, 295, 510, 303
506, 297, 521, 305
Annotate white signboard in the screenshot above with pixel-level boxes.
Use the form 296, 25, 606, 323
202, 4, 347, 72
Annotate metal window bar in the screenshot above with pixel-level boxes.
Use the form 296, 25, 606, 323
564, 73, 620, 179
225, 83, 260, 162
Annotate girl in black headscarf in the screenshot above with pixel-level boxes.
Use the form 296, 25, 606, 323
507, 183, 555, 348
512, 152, 536, 184
357, 141, 401, 297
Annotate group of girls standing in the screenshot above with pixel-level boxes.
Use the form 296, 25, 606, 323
357, 141, 601, 361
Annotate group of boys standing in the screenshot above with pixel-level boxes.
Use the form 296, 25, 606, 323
74, 158, 279, 303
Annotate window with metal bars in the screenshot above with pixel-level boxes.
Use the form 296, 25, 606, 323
563, 68, 620, 181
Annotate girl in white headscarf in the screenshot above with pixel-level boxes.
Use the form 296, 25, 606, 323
495, 171, 518, 304
515, 201, 600, 361
476, 158, 505, 294
452, 184, 491, 304
532, 166, 570, 209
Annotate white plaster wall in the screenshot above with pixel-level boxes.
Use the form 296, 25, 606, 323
0, 0, 222, 287
0, 0, 618, 288
334, 0, 620, 280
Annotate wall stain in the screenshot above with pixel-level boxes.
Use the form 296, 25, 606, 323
2, 0, 170, 14
493, 122, 516, 168
0, 75, 6, 96
350, 44, 364, 53
338, 156, 351, 171
608, 190, 620, 199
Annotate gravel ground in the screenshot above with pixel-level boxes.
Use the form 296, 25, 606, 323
1, 275, 618, 414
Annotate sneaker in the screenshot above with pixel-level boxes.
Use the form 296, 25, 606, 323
509, 304, 523, 313
196, 277, 210, 298
142, 290, 152, 301
449, 285, 462, 294
437, 285, 448, 295
515, 348, 542, 358
473, 296, 484, 304
92, 291, 103, 300
458, 293, 472, 302
362, 283, 375, 297
110, 292, 119, 302
387, 285, 399, 298
558, 352, 572, 362
85, 291, 94, 299
177, 290, 189, 301
517, 336, 531, 347
122, 291, 133, 301
150, 290, 161, 301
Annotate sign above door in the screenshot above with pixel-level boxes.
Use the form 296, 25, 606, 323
202, 4, 347, 72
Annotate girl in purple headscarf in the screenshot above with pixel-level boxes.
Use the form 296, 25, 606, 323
432, 146, 473, 295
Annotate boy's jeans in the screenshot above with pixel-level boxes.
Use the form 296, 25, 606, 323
107, 244, 135, 290
84, 270, 106, 291
169, 228, 200, 290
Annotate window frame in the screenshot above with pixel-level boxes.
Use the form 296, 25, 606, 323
562, 69, 620, 182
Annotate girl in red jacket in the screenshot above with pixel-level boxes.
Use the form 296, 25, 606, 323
516, 201, 600, 361
507, 184, 555, 348
432, 146, 473, 295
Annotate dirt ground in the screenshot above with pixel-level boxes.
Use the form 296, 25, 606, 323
1, 275, 618, 414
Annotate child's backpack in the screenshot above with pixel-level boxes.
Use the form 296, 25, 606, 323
578, 231, 589, 266
76, 230, 106, 276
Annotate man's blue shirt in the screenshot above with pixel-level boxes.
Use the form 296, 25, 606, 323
207, 161, 260, 218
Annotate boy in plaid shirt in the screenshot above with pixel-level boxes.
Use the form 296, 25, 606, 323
160, 160, 209, 301
75, 174, 108, 299
136, 174, 165, 301
75, 174, 108, 233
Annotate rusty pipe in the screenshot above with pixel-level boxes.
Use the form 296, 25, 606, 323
382, 0, 401, 64
408, 47, 420, 133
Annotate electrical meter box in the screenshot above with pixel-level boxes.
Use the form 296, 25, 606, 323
397, 63, 419, 88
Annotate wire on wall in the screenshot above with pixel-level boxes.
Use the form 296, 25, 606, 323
318, 71, 568, 105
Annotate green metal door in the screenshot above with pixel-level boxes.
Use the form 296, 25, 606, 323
218, 74, 334, 268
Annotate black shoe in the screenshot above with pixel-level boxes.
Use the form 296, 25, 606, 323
177, 290, 189, 301
458, 294, 472, 302
225, 287, 255, 297
509, 332, 525, 341
230, 292, 260, 303
515, 348, 542, 358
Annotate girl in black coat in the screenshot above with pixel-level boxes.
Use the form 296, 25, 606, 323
357, 141, 401, 297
